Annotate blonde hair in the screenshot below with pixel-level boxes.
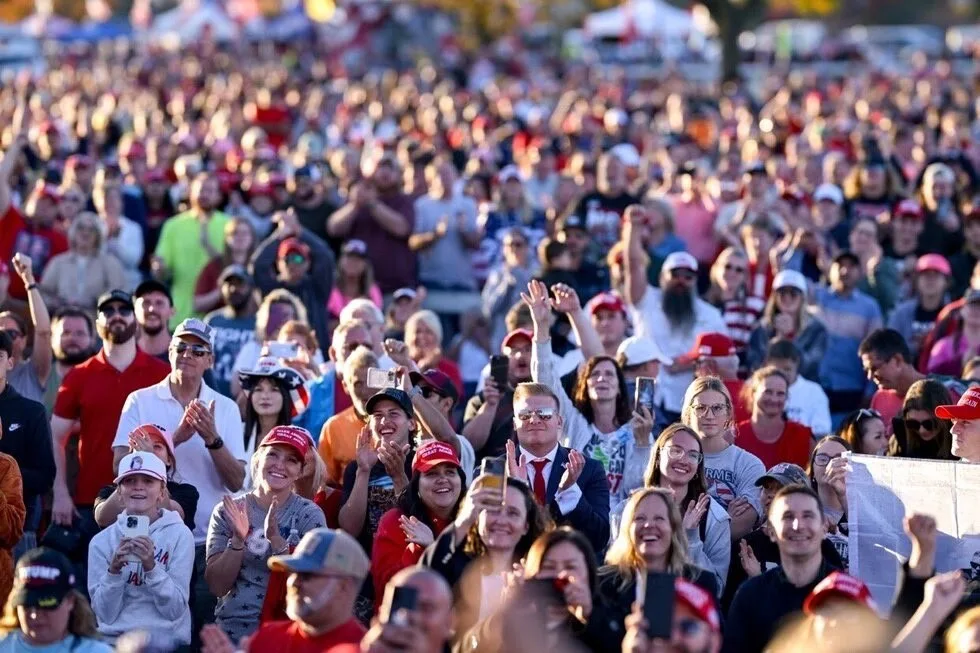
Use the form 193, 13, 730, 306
740, 366, 790, 414
946, 605, 980, 653
760, 285, 812, 334
604, 488, 692, 589
512, 382, 560, 409
709, 246, 747, 289
0, 590, 99, 639
68, 211, 103, 251
405, 310, 443, 346
680, 376, 734, 430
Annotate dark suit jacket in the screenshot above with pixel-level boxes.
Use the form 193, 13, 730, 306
543, 446, 610, 556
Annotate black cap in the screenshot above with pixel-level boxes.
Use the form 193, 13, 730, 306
292, 164, 321, 181
743, 161, 768, 176
9, 548, 76, 609
96, 289, 134, 312
557, 213, 588, 234
678, 161, 698, 177
832, 250, 861, 267
134, 279, 173, 305
218, 264, 252, 286
365, 388, 415, 418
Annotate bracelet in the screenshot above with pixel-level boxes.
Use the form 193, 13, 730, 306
227, 541, 244, 551
26, 283, 37, 291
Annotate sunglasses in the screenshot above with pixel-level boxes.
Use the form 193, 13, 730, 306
905, 418, 937, 432
2, 328, 22, 339
285, 253, 307, 265
99, 305, 133, 318
516, 407, 556, 422
421, 387, 445, 399
724, 264, 746, 273
171, 342, 211, 358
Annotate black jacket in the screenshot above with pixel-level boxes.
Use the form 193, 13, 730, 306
0, 384, 54, 505
892, 561, 980, 653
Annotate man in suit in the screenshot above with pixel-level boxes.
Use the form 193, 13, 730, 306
505, 381, 610, 554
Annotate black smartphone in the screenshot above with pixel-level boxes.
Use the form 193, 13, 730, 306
634, 376, 656, 413
489, 354, 509, 388
380, 585, 419, 626
644, 572, 675, 640
524, 577, 566, 608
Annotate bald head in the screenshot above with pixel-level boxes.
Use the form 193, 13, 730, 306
384, 568, 454, 653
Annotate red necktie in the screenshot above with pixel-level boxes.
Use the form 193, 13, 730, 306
531, 459, 548, 505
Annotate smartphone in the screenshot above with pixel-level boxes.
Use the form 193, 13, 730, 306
524, 577, 566, 608
367, 367, 397, 390
644, 572, 675, 640
489, 355, 509, 388
119, 514, 150, 562
634, 376, 656, 413
267, 341, 299, 359
380, 585, 418, 626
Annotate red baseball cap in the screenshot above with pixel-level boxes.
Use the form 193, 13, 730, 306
936, 385, 980, 420
915, 254, 951, 276
894, 199, 924, 220
677, 332, 736, 364
502, 328, 533, 350
260, 425, 312, 459
674, 578, 721, 633
412, 441, 461, 473
803, 572, 877, 615
587, 292, 626, 316
410, 369, 459, 404
277, 237, 311, 260
31, 183, 60, 204
128, 424, 176, 464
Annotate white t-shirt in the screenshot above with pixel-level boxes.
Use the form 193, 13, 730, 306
629, 284, 727, 413
785, 376, 832, 438
114, 378, 247, 543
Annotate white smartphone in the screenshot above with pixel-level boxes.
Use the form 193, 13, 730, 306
367, 367, 398, 389
267, 341, 299, 359
119, 514, 150, 562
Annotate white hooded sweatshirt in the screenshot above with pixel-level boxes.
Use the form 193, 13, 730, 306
87, 508, 195, 644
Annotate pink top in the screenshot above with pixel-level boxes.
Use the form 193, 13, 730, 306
327, 284, 383, 320
926, 334, 971, 378
669, 196, 718, 263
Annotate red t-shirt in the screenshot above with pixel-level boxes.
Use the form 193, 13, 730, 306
194, 256, 225, 311
0, 206, 69, 299
53, 349, 170, 504
724, 380, 751, 427
248, 619, 364, 653
736, 419, 812, 470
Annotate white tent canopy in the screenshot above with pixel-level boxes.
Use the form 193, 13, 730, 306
584, 0, 697, 39
150, 0, 240, 45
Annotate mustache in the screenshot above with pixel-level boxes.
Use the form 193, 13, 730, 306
662, 285, 695, 329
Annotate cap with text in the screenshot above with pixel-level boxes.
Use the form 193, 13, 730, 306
803, 572, 878, 615
259, 425, 313, 459
172, 318, 214, 349
9, 548, 76, 609
936, 385, 980, 420
268, 527, 369, 579
674, 578, 721, 633
677, 332, 736, 365
413, 440, 461, 473
114, 451, 168, 485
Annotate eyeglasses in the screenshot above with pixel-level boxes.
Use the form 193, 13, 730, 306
285, 253, 307, 265
692, 403, 728, 417
666, 444, 703, 465
99, 305, 133, 318
171, 342, 211, 358
813, 452, 842, 466
905, 418, 937, 432
2, 328, 22, 339
516, 407, 556, 422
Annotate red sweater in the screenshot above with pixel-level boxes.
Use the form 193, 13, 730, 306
736, 419, 813, 470
371, 508, 450, 603
248, 619, 363, 653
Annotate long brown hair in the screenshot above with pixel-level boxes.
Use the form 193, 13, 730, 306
523, 527, 598, 595
463, 478, 553, 563
645, 424, 708, 515
0, 590, 99, 640
901, 379, 954, 459
806, 436, 852, 489
603, 488, 693, 589
571, 356, 632, 428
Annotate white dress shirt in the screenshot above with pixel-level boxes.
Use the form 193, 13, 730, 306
114, 377, 247, 543
519, 444, 582, 515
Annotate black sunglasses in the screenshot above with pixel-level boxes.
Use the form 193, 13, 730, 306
905, 418, 938, 432
171, 342, 211, 358
99, 305, 133, 318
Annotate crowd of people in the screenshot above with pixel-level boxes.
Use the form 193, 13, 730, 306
0, 28, 979, 653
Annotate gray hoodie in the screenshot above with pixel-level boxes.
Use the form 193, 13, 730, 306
87, 509, 195, 644
532, 338, 651, 505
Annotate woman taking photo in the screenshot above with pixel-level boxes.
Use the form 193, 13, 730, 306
372, 441, 465, 600
238, 356, 307, 471
745, 269, 827, 381
193, 217, 257, 314
405, 309, 463, 398
681, 377, 765, 541
88, 452, 195, 645
596, 488, 717, 649
737, 366, 814, 469
638, 424, 731, 592
205, 426, 326, 643
839, 408, 889, 456
461, 528, 608, 653
0, 548, 111, 653
327, 239, 382, 326
807, 436, 851, 569
94, 424, 199, 531
889, 379, 956, 460
421, 476, 551, 638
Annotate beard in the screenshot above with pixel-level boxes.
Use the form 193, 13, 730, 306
98, 320, 138, 345
226, 290, 251, 311
140, 317, 167, 337
55, 346, 94, 366
661, 284, 696, 330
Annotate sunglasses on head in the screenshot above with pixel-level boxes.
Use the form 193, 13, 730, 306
905, 417, 937, 432
516, 407, 556, 422
99, 305, 133, 318
857, 408, 881, 420
171, 342, 211, 358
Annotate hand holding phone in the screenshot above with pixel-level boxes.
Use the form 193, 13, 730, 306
367, 367, 398, 389
380, 586, 418, 626
643, 572, 675, 640
634, 376, 656, 413
489, 355, 509, 389
119, 514, 150, 562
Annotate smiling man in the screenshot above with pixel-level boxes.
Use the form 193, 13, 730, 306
724, 485, 835, 653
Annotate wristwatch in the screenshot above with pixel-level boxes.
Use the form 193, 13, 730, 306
408, 386, 424, 400
205, 437, 225, 451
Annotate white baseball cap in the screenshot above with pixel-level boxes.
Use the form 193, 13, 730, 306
773, 270, 808, 293
813, 183, 844, 206
610, 143, 640, 167
114, 452, 168, 485
616, 336, 673, 366
663, 251, 699, 273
